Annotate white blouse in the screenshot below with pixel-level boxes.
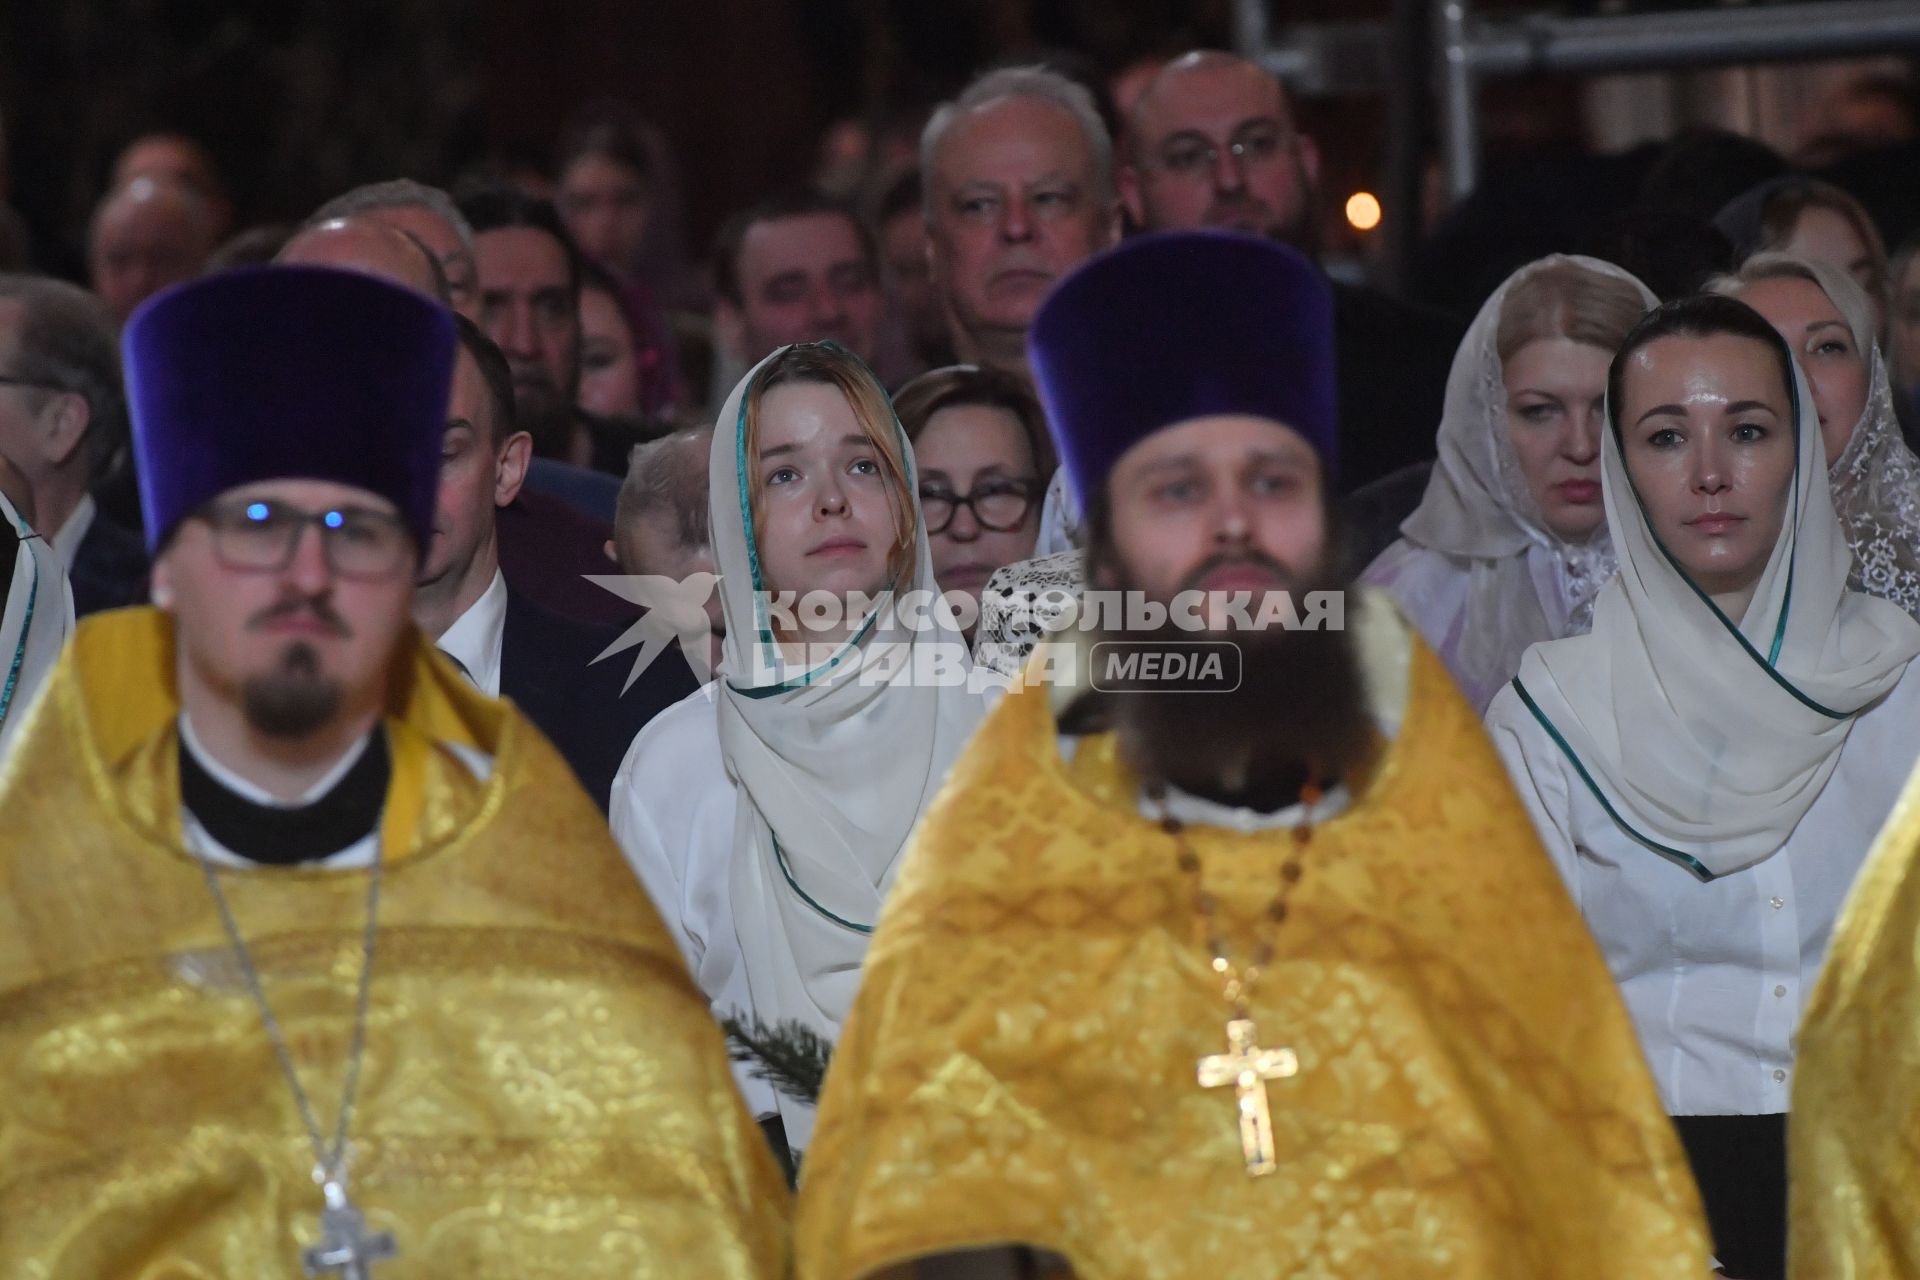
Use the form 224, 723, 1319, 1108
1363, 537, 1605, 713
609, 684, 779, 1120
1484, 659, 1920, 1116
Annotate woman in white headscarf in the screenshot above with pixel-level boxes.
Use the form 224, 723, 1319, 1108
1361, 256, 1656, 710
0, 472, 74, 757
611, 341, 985, 1159
1710, 251, 1920, 618
1485, 295, 1920, 1280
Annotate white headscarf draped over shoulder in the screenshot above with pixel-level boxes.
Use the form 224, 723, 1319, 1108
1511, 316, 1920, 881
0, 490, 73, 757
1366, 255, 1657, 706
1712, 252, 1920, 619
707, 342, 985, 1141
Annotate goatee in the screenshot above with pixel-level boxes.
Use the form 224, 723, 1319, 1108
242, 642, 344, 739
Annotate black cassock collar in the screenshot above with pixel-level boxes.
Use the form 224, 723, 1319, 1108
179, 728, 390, 866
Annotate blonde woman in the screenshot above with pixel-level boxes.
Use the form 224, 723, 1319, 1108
1363, 256, 1655, 709
611, 342, 985, 1158
1712, 251, 1920, 618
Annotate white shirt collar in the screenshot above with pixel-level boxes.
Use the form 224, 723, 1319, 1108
49, 494, 95, 571
178, 711, 380, 868
179, 710, 374, 808
436, 568, 508, 698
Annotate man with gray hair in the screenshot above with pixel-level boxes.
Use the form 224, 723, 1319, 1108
0, 274, 147, 614
309, 179, 480, 317
275, 216, 450, 303
922, 65, 1120, 385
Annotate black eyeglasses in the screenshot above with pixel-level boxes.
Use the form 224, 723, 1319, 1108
198, 498, 412, 580
919, 477, 1043, 535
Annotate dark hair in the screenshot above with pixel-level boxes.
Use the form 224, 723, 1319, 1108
874, 168, 923, 227
711, 190, 877, 307
451, 313, 518, 445
555, 99, 655, 188
0, 274, 128, 481
1638, 127, 1788, 225
578, 255, 624, 303
203, 224, 295, 273
1585, 207, 1734, 301
893, 363, 1057, 479
455, 185, 583, 297
1606, 294, 1796, 437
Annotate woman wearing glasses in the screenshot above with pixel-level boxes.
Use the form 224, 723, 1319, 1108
894, 365, 1053, 639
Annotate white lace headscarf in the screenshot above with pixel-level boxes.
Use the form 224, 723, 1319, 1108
1387, 256, 1657, 699
1712, 252, 1920, 619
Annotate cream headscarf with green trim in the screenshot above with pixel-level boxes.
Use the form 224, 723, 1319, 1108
1511, 332, 1920, 881
708, 344, 985, 1146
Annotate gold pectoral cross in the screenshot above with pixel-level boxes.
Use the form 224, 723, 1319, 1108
1196, 1016, 1298, 1176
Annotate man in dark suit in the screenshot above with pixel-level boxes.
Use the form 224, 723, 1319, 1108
0, 275, 148, 613
1119, 50, 1464, 494
418, 314, 692, 811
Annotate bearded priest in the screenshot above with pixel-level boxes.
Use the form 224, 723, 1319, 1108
794, 232, 1708, 1279
0, 266, 787, 1278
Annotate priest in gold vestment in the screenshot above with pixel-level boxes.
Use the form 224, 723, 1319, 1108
0, 266, 787, 1277
796, 232, 1708, 1278
1789, 762, 1920, 1278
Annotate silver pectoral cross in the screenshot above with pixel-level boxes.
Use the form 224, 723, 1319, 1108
303, 1179, 398, 1279
1196, 1016, 1299, 1176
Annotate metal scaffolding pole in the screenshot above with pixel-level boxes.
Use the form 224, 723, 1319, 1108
1435, 0, 1480, 206
1466, 0, 1920, 76
1239, 0, 1920, 204
1422, 0, 1920, 200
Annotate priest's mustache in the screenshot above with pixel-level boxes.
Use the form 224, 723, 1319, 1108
248, 597, 350, 637
1177, 549, 1298, 596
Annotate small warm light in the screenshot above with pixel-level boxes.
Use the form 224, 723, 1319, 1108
1345, 191, 1382, 231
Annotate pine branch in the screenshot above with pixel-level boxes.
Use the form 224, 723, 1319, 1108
721, 1013, 834, 1107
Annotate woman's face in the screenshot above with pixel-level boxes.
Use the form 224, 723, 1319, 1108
1738, 273, 1870, 463
557, 153, 651, 272
577, 287, 642, 418
1503, 337, 1611, 542
753, 381, 901, 628
913, 403, 1042, 622
1781, 206, 1886, 334
1619, 333, 1796, 607
1895, 254, 1920, 393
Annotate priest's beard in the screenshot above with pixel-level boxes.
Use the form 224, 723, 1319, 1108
1079, 547, 1375, 814
242, 642, 344, 740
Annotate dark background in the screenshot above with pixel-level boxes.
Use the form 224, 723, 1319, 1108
4, 0, 1585, 279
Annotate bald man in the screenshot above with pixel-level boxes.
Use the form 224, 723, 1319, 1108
1120, 49, 1464, 499
110, 132, 232, 238
88, 177, 218, 325
276, 216, 450, 303
1122, 51, 1322, 250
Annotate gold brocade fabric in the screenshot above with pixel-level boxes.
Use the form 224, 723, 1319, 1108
797, 633, 1708, 1280
0, 608, 789, 1279
1789, 756, 1920, 1279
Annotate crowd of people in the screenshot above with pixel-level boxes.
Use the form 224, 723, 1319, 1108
2, 42, 1920, 1280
